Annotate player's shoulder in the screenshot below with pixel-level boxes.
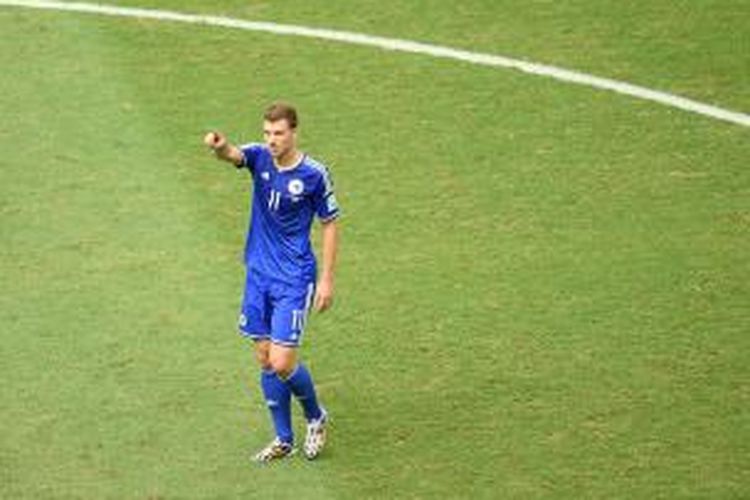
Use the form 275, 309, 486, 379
239, 143, 272, 170
300, 155, 334, 180
299, 156, 336, 197
240, 142, 270, 155
301, 154, 328, 172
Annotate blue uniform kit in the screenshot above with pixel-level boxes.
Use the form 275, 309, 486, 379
237, 143, 340, 347
205, 109, 335, 462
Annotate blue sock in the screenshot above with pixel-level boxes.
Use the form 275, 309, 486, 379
260, 369, 293, 444
284, 363, 323, 421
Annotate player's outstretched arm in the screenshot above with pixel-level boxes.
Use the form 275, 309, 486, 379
203, 131, 244, 166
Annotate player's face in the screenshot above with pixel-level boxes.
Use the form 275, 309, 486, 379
263, 119, 297, 161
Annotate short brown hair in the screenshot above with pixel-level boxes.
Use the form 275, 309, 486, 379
263, 102, 298, 129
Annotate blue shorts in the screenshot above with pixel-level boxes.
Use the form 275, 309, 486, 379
238, 269, 315, 347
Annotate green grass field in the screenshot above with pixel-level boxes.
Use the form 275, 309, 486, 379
1, 1, 748, 498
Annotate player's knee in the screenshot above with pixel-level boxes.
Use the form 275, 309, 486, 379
253, 341, 271, 369
269, 358, 294, 378
268, 348, 296, 378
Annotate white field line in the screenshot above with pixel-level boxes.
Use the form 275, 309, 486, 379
2, 0, 749, 128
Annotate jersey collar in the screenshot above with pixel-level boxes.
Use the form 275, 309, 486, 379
274, 152, 305, 172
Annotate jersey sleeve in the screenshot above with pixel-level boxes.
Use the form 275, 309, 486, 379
313, 167, 341, 222
239, 143, 264, 173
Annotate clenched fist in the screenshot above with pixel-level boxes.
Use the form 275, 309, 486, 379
204, 131, 227, 150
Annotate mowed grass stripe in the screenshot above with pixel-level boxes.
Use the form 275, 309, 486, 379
0, 10, 347, 498
0, 11, 295, 498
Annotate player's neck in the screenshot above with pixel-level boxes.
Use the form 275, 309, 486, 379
274, 150, 303, 171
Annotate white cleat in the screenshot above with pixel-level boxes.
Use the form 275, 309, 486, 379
253, 438, 295, 463
303, 409, 328, 460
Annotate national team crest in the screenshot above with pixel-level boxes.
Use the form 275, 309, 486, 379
288, 179, 304, 195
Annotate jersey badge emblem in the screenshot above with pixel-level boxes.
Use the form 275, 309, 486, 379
288, 179, 304, 195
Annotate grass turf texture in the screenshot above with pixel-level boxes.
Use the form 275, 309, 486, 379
1, 2, 749, 498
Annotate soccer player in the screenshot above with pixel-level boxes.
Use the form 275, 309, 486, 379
203, 102, 340, 462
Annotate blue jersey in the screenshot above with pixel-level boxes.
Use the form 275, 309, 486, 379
239, 144, 340, 286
